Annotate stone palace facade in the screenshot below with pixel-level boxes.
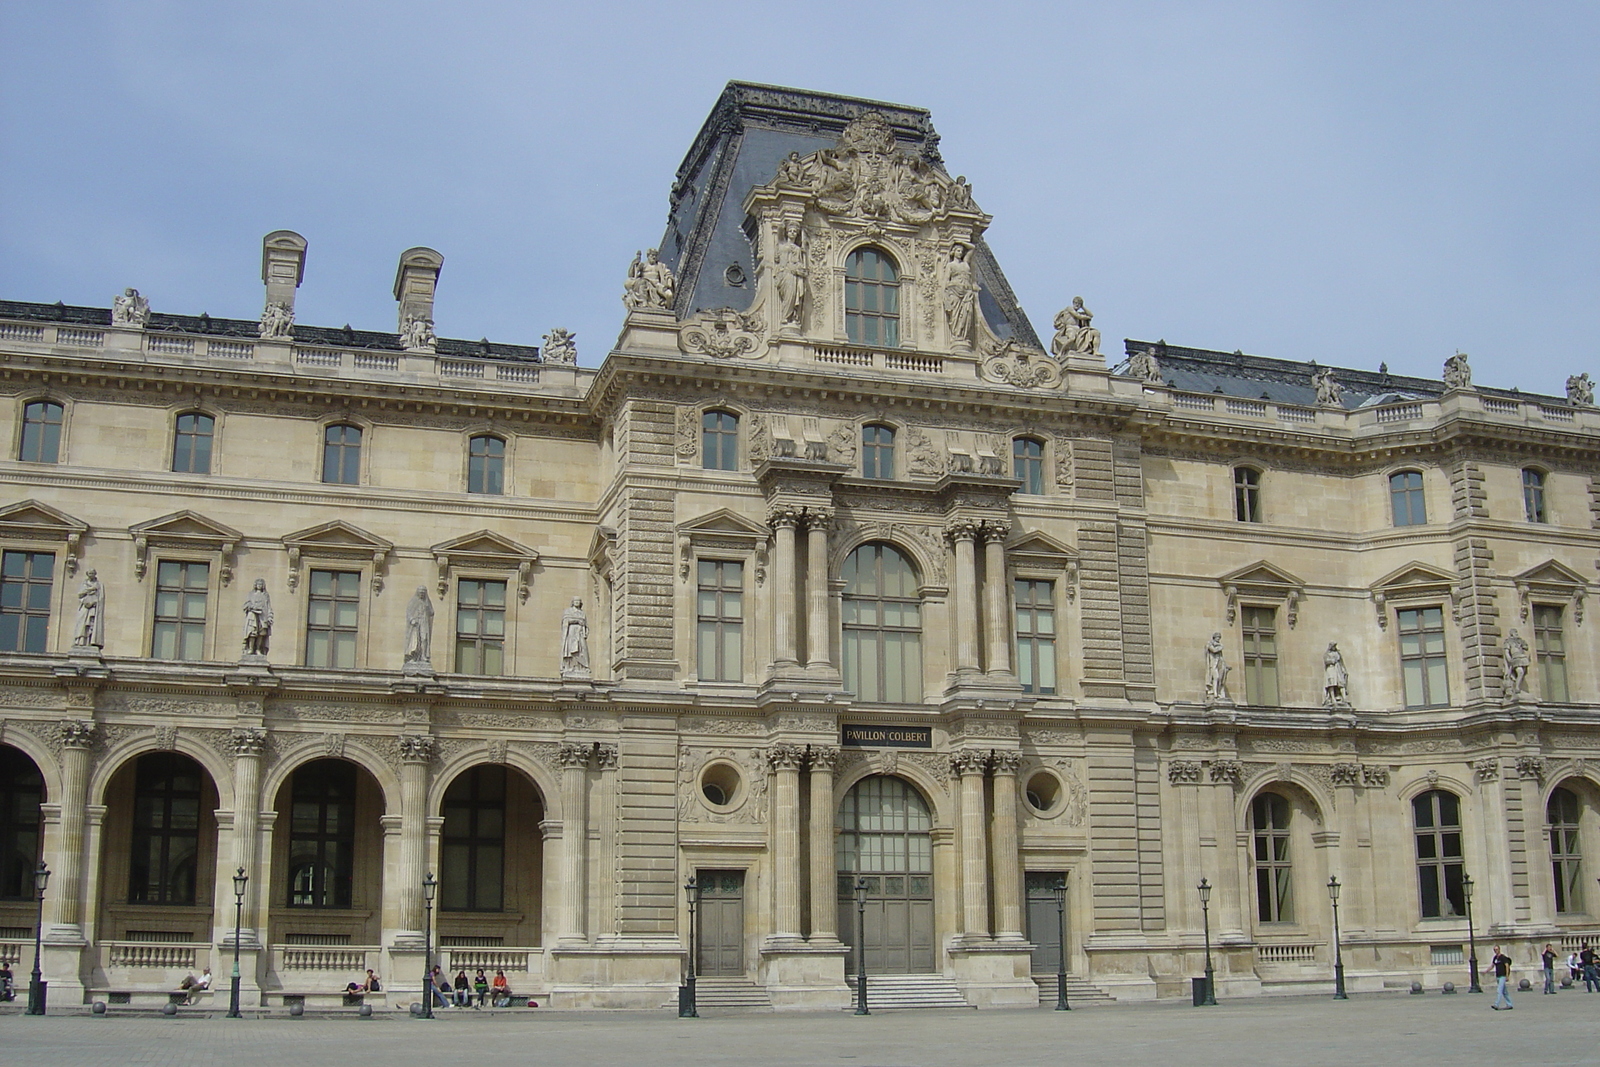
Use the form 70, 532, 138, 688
1, 83, 1598, 1010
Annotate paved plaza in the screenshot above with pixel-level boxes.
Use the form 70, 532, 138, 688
4, 991, 1599, 1067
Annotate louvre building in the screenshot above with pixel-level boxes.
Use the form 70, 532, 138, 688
1, 82, 1597, 1011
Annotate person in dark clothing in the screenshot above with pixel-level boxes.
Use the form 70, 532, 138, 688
1542, 944, 1558, 994
1490, 947, 1513, 1009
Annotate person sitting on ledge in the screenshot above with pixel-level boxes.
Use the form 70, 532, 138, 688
491, 969, 512, 1008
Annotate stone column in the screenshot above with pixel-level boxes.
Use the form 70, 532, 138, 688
52, 719, 95, 934
395, 734, 434, 943
803, 509, 833, 670
980, 523, 1012, 676
990, 751, 1023, 939
557, 743, 592, 940
946, 521, 981, 674
229, 727, 267, 942
769, 744, 806, 940
807, 746, 840, 941
770, 507, 801, 668
953, 748, 990, 938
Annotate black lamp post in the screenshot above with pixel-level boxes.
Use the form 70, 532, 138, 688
854, 876, 870, 1015
1328, 875, 1347, 1000
1198, 877, 1216, 1006
421, 872, 437, 1019
1462, 873, 1481, 994
1053, 874, 1071, 1011
228, 867, 248, 1018
679, 876, 698, 1018
26, 861, 49, 1016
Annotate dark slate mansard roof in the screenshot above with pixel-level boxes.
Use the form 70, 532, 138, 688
658, 81, 1043, 349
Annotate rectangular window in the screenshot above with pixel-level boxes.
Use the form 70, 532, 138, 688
306, 569, 360, 668
322, 425, 361, 485
702, 411, 738, 471
1014, 579, 1056, 694
1390, 471, 1427, 526
1234, 468, 1262, 522
1534, 605, 1568, 703
862, 425, 894, 480
0, 550, 53, 653
1240, 605, 1279, 705
1398, 606, 1449, 708
128, 754, 202, 905
696, 560, 744, 681
455, 579, 506, 676
151, 560, 209, 661
171, 413, 214, 474
1013, 439, 1045, 495
19, 401, 63, 463
1523, 469, 1547, 524
467, 436, 505, 495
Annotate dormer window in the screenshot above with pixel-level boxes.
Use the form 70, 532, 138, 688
845, 248, 899, 347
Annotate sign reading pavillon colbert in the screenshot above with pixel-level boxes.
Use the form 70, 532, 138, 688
841, 724, 933, 749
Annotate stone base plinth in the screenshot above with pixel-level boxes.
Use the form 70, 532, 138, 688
946, 938, 1039, 1008
547, 939, 681, 1009
758, 938, 851, 1010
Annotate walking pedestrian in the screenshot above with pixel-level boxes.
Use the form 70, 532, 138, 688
1490, 946, 1513, 1009
1542, 943, 1557, 994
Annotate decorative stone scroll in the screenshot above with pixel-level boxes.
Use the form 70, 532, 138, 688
679, 308, 767, 360
980, 337, 1061, 390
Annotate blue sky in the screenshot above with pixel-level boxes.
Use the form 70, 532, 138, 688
2, 2, 1595, 393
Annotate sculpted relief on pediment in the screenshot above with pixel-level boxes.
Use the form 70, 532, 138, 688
770, 111, 973, 227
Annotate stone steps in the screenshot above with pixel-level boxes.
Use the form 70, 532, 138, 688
845, 973, 972, 1009
1033, 975, 1118, 1007
692, 977, 772, 1009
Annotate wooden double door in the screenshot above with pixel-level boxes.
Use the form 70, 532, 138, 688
1025, 871, 1069, 974
696, 869, 746, 976
836, 775, 937, 974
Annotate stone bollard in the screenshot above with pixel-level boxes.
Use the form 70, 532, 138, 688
1409, 981, 1423, 994
289, 1002, 304, 1017
161, 1002, 177, 1016
92, 1001, 107, 1014
1442, 981, 1456, 994
1518, 978, 1532, 991
359, 1004, 373, 1018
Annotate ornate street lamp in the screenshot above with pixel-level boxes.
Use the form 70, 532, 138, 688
679, 876, 699, 1018
421, 872, 437, 1019
1053, 875, 1071, 1011
1327, 875, 1347, 1000
228, 867, 248, 1018
854, 876, 870, 1015
26, 861, 49, 1016
1462, 874, 1481, 994
1197, 877, 1216, 1006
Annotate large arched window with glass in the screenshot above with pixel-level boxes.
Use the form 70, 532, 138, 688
18, 400, 63, 463
0, 745, 44, 900
845, 247, 900, 347
1251, 792, 1293, 923
441, 765, 505, 912
1413, 789, 1465, 918
836, 775, 934, 974
842, 544, 922, 703
287, 759, 357, 908
128, 752, 203, 905
1548, 786, 1583, 915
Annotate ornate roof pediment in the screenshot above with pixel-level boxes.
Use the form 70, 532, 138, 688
430, 530, 538, 602
1512, 559, 1588, 625
129, 510, 243, 583
1219, 561, 1306, 626
0, 499, 88, 573
280, 519, 393, 594
1369, 561, 1459, 628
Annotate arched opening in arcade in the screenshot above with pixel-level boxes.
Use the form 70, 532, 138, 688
836, 774, 935, 974
0, 744, 45, 938
267, 758, 386, 954
433, 763, 546, 968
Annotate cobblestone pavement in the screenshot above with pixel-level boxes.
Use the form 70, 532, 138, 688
4, 991, 1599, 1067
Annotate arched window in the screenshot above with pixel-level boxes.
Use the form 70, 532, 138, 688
1413, 789, 1465, 918
702, 410, 738, 471
842, 544, 922, 703
19, 400, 63, 463
1013, 438, 1045, 495
1522, 468, 1548, 524
287, 759, 357, 907
862, 424, 895, 480
128, 752, 203, 905
1390, 470, 1427, 526
441, 765, 505, 912
467, 434, 505, 495
1251, 792, 1293, 923
1234, 467, 1262, 522
1548, 786, 1583, 914
0, 745, 43, 901
322, 424, 362, 485
845, 247, 900, 347
172, 412, 214, 474
836, 775, 934, 974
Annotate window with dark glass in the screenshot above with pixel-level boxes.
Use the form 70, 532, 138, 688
467, 435, 505, 495
306, 569, 360, 668
862, 424, 895, 480
1398, 606, 1448, 708
844, 248, 900, 347
1390, 470, 1427, 526
321, 424, 362, 485
696, 559, 743, 682
1534, 604, 1568, 703
1413, 789, 1465, 919
287, 759, 356, 908
0, 746, 43, 900
1251, 792, 1293, 923
151, 560, 208, 661
171, 412, 214, 474
1014, 438, 1045, 495
1234, 467, 1262, 522
441, 766, 505, 911
702, 411, 738, 471
128, 753, 202, 905
842, 544, 922, 704
1548, 786, 1583, 914
1014, 579, 1055, 694
1240, 606, 1279, 705
455, 578, 506, 676
1522, 468, 1548, 524
18, 401, 62, 463
0, 550, 53, 654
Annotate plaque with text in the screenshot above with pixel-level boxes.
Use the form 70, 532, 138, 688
841, 724, 933, 749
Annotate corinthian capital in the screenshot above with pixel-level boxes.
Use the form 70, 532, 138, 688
950, 747, 989, 776
767, 505, 803, 530
230, 727, 268, 758
557, 742, 593, 769
976, 518, 1011, 543
768, 742, 807, 770
807, 745, 841, 772
990, 750, 1023, 776
943, 518, 981, 546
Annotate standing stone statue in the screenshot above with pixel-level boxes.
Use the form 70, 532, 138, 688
71, 568, 105, 650
111, 288, 150, 326
1566, 373, 1594, 407
403, 586, 434, 673
1204, 631, 1232, 704
1126, 346, 1164, 384
942, 243, 976, 346
241, 578, 273, 659
1443, 352, 1473, 390
560, 597, 591, 677
1052, 297, 1101, 358
1313, 367, 1344, 406
774, 222, 808, 329
622, 249, 675, 311
1503, 629, 1530, 697
1323, 642, 1351, 708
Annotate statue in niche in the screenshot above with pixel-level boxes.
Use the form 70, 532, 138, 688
111, 288, 150, 326
774, 222, 808, 328
400, 314, 436, 351
1502, 629, 1530, 697
622, 249, 675, 311
1443, 351, 1472, 390
943, 243, 976, 346
1567, 373, 1594, 407
542, 328, 577, 364
403, 586, 434, 671
1313, 367, 1344, 406
1322, 642, 1350, 709
259, 300, 294, 340
561, 597, 591, 677
241, 578, 273, 658
1052, 297, 1100, 358
1203, 631, 1232, 704
1126, 347, 1164, 384
71, 569, 104, 650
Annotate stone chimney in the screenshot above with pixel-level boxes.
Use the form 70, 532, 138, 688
393, 247, 444, 341
259, 231, 307, 339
